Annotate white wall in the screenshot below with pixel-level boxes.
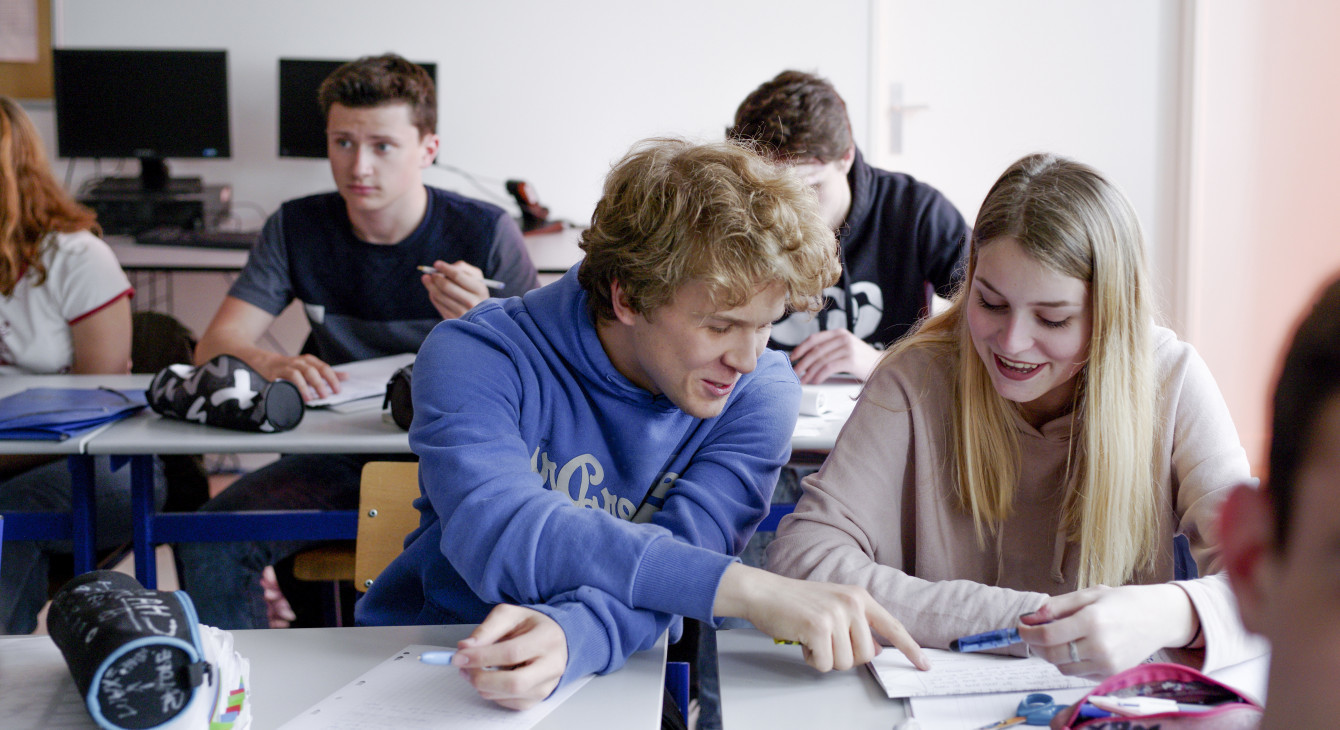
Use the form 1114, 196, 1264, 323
22, 0, 873, 347
871, 0, 1183, 321
43, 0, 874, 227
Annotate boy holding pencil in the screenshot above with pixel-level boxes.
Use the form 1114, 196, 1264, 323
179, 54, 538, 631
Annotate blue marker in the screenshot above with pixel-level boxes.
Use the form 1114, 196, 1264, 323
419, 650, 457, 665
950, 627, 1022, 652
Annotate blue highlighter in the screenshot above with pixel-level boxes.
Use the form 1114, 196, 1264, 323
949, 627, 1022, 652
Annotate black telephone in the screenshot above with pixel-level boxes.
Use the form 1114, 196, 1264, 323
506, 179, 562, 234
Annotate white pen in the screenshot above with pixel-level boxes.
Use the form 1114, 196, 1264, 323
1087, 695, 1213, 716
421, 649, 501, 671
416, 265, 505, 290
419, 650, 456, 665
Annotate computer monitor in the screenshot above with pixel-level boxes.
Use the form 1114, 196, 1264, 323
52, 48, 231, 193
278, 58, 437, 159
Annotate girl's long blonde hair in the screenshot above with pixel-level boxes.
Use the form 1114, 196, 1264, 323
890, 153, 1157, 588
0, 96, 100, 297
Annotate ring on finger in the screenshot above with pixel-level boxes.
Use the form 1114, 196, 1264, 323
1068, 640, 1080, 664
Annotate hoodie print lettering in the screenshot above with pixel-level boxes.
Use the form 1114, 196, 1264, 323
531, 447, 652, 520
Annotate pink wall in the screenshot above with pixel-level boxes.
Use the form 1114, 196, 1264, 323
1189, 0, 1340, 474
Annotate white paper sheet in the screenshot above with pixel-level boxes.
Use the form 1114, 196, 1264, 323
278, 645, 592, 730
909, 687, 1091, 730
306, 353, 416, 408
868, 648, 1095, 698
798, 384, 859, 419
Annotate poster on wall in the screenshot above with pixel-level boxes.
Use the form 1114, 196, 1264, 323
0, 0, 39, 62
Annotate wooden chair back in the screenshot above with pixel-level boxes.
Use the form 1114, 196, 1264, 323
353, 461, 422, 592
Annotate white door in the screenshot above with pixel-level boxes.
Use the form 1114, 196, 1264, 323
867, 0, 1185, 321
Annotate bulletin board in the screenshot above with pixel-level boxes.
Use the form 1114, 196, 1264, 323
0, 0, 53, 99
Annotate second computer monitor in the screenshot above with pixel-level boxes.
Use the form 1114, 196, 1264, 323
277, 58, 438, 159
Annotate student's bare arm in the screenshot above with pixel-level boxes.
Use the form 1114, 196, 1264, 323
70, 294, 132, 375
2, 295, 133, 475
194, 296, 345, 400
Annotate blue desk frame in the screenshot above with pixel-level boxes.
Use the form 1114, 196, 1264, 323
126, 454, 357, 589
0, 455, 99, 574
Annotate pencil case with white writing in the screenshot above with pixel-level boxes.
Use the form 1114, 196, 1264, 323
147, 353, 304, 432
46, 570, 252, 730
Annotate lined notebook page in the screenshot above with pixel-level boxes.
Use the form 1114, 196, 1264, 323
869, 648, 1095, 698
279, 645, 592, 729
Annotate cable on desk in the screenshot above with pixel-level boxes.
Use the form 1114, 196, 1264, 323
429, 162, 515, 209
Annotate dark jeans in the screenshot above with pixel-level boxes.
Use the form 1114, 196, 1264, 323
0, 456, 166, 634
176, 453, 408, 630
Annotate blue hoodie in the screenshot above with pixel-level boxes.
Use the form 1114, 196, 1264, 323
356, 268, 800, 687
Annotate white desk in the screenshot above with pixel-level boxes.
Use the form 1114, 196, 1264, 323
107, 238, 250, 273
107, 226, 586, 277
81, 377, 410, 587
522, 225, 585, 276
86, 393, 407, 456
790, 382, 861, 454
717, 628, 909, 729
84, 379, 853, 456
0, 625, 667, 730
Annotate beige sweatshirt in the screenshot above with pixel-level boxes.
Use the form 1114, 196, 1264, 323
767, 326, 1266, 672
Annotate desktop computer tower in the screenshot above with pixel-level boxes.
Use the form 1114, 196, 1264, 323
80, 183, 232, 236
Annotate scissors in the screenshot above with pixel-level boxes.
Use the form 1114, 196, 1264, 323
974, 693, 1069, 729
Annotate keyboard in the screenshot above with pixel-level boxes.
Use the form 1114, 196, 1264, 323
135, 226, 258, 250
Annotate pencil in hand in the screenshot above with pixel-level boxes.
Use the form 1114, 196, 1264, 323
417, 265, 504, 290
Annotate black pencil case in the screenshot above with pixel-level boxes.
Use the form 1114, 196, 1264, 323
47, 571, 213, 730
147, 354, 304, 432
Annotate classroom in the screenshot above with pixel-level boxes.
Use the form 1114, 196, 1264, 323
2, 1, 1338, 729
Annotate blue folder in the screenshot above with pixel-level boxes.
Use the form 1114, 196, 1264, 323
0, 387, 147, 441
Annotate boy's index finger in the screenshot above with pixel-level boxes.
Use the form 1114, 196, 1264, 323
867, 602, 931, 670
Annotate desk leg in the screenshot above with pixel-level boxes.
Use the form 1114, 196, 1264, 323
67, 455, 97, 575
130, 454, 158, 589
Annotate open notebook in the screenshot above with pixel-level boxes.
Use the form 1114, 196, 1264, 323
869, 647, 1095, 698
306, 353, 417, 408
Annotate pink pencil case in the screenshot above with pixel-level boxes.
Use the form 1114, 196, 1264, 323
1055, 662, 1262, 729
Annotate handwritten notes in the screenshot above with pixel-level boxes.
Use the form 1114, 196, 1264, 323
868, 648, 1096, 698
278, 645, 592, 729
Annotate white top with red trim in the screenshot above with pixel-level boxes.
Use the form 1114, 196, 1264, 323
0, 230, 132, 375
